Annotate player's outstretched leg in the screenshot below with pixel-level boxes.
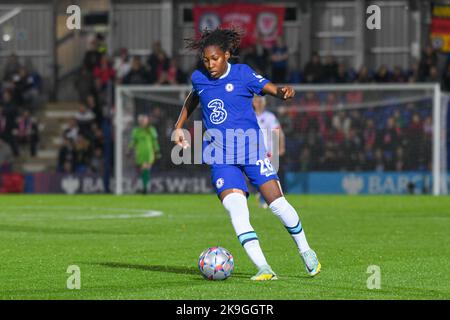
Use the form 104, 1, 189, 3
222, 192, 277, 280
269, 196, 321, 277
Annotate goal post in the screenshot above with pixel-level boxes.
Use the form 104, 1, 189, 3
114, 83, 448, 196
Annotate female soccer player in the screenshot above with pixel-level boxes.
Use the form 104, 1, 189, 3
130, 114, 160, 194
174, 28, 320, 280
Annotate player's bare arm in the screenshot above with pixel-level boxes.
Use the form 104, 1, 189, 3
173, 90, 199, 148
261, 82, 295, 100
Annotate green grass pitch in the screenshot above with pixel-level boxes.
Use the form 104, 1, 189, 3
0, 194, 449, 300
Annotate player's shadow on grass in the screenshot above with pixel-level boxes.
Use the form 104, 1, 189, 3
95, 262, 253, 279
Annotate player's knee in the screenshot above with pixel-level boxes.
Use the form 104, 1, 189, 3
222, 192, 248, 214
268, 196, 289, 216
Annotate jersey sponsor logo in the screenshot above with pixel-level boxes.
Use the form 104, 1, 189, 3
207, 99, 227, 124
225, 83, 234, 92
216, 178, 224, 189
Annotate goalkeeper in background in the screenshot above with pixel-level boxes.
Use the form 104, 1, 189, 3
130, 114, 161, 194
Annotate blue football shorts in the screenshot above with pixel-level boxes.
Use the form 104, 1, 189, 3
209, 158, 280, 197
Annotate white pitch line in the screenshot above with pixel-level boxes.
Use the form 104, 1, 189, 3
0, 206, 164, 220
67, 211, 163, 220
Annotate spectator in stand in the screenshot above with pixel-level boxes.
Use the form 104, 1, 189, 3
393, 109, 406, 129
62, 160, 74, 174
322, 55, 338, 83
89, 147, 104, 174
63, 118, 79, 142
123, 56, 150, 84
342, 128, 362, 170
332, 111, 351, 137
318, 142, 336, 171
408, 61, 420, 81
74, 65, 96, 103
154, 51, 171, 84
73, 135, 92, 174
3, 53, 21, 82
363, 144, 375, 170
86, 93, 102, 126
166, 58, 187, 85
16, 110, 39, 157
299, 92, 321, 133
89, 122, 104, 151
405, 112, 422, 165
356, 65, 373, 83
0, 106, 8, 140
57, 137, 76, 173
392, 66, 406, 82
303, 52, 323, 84
93, 76, 108, 115
75, 105, 96, 137
299, 147, 312, 172
441, 63, 450, 91
335, 62, 350, 83
0, 138, 13, 173
83, 36, 102, 72
423, 115, 433, 140
270, 36, 289, 83
96, 33, 107, 55
0, 91, 19, 156
10, 66, 28, 107
374, 148, 385, 172
93, 55, 115, 90
374, 65, 391, 82
363, 119, 377, 149
243, 36, 270, 75
147, 41, 170, 84
320, 93, 337, 134
378, 117, 398, 169
425, 66, 441, 83
395, 146, 405, 171
113, 47, 131, 84
418, 44, 438, 81
5, 63, 41, 111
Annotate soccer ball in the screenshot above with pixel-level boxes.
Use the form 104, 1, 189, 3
198, 246, 234, 280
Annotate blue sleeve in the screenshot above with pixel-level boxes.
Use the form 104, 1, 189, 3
190, 72, 199, 93
241, 64, 270, 95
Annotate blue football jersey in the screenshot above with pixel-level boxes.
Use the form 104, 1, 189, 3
191, 63, 270, 165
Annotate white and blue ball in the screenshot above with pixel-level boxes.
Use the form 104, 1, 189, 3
198, 246, 234, 280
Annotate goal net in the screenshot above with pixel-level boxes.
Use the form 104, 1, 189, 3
115, 84, 448, 195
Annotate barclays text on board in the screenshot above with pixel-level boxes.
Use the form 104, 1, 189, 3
285, 172, 449, 195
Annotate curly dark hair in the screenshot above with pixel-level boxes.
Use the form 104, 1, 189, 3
185, 27, 243, 56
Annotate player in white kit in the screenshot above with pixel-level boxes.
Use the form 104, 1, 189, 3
253, 95, 286, 208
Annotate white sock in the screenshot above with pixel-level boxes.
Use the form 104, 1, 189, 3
222, 193, 269, 268
269, 196, 311, 253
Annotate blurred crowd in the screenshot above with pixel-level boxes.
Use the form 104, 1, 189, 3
273, 92, 433, 172
243, 41, 449, 87
0, 54, 42, 173
59, 34, 190, 174
241, 40, 441, 173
